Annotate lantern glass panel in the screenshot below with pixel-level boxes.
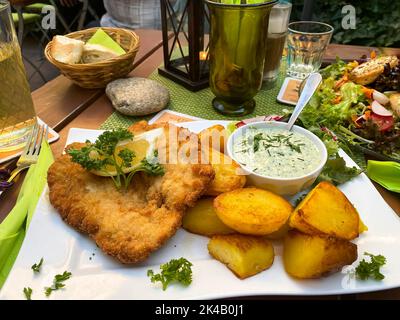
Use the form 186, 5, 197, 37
159, 0, 210, 90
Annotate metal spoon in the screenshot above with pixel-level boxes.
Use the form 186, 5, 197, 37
286, 72, 322, 131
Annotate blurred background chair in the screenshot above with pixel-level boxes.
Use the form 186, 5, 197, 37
10, 0, 49, 84
24, 1, 71, 33
71, 0, 100, 30
48, 0, 100, 31
18, 0, 100, 33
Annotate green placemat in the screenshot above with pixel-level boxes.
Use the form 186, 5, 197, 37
100, 69, 288, 130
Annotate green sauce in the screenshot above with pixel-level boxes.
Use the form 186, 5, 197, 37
233, 127, 321, 178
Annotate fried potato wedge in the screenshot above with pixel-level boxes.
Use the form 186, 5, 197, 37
283, 231, 357, 279
205, 149, 246, 196
288, 208, 319, 234
214, 188, 293, 235
208, 234, 274, 279
199, 124, 229, 153
289, 182, 360, 240
182, 198, 235, 236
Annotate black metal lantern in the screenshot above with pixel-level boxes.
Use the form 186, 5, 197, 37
158, 0, 209, 91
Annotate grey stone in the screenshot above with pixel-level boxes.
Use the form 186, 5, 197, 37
106, 77, 170, 116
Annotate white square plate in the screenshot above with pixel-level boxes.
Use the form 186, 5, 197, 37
1, 121, 400, 300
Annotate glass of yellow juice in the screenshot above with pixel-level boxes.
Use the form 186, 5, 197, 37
0, 1, 37, 153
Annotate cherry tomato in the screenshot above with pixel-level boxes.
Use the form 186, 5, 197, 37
370, 113, 394, 132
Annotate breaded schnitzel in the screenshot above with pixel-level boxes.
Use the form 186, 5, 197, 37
47, 123, 214, 264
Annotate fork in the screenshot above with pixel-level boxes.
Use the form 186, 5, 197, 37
0, 123, 48, 196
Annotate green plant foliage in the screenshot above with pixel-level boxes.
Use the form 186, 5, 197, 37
291, 0, 400, 47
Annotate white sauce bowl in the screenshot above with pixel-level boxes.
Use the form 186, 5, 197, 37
227, 121, 328, 196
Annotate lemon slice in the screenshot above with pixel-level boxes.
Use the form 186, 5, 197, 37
91, 128, 164, 176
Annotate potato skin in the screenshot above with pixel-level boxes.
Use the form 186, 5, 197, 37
214, 187, 293, 235
208, 234, 274, 279
182, 198, 235, 237
205, 149, 246, 196
199, 125, 228, 153
289, 182, 360, 240
289, 208, 319, 235
283, 231, 357, 279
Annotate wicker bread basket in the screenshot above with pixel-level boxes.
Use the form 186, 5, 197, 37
45, 27, 140, 89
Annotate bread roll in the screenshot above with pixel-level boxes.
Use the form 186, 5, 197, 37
82, 44, 119, 64
349, 56, 399, 85
51, 35, 84, 64
390, 93, 400, 117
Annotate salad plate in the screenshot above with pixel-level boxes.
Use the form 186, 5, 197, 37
1, 121, 400, 300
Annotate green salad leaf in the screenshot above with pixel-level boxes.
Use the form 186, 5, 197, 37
316, 157, 362, 186
319, 57, 352, 80
299, 78, 366, 134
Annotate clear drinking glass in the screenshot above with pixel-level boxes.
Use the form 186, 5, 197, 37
263, 1, 292, 83
286, 21, 333, 79
0, 1, 37, 153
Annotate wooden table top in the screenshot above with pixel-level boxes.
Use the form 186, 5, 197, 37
1, 32, 399, 299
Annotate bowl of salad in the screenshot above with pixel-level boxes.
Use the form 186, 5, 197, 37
297, 54, 400, 163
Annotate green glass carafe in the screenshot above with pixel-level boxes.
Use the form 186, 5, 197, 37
205, 0, 277, 116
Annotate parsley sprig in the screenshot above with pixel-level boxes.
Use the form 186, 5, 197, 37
31, 258, 43, 273
147, 258, 193, 291
355, 252, 387, 281
44, 271, 72, 297
68, 129, 164, 190
23, 287, 32, 300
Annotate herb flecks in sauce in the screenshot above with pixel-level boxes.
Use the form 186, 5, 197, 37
233, 127, 321, 178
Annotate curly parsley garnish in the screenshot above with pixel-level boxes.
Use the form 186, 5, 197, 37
23, 287, 32, 300
44, 271, 72, 297
147, 258, 193, 291
31, 258, 43, 273
68, 129, 164, 190
355, 252, 386, 281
